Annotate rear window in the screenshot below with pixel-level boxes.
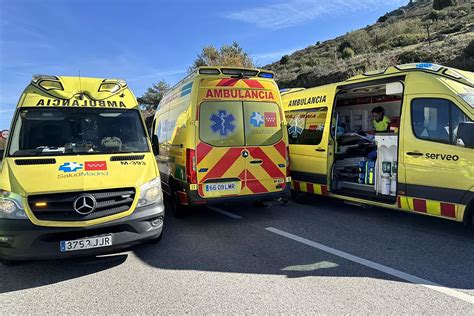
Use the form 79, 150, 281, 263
199, 101, 282, 147
244, 102, 282, 146
199, 101, 244, 147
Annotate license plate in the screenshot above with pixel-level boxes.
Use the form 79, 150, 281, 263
205, 182, 237, 192
60, 235, 112, 252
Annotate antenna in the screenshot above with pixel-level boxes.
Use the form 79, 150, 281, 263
78, 70, 84, 100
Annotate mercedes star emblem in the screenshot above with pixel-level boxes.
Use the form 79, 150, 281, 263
73, 194, 97, 215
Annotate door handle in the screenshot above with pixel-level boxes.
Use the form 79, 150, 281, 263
250, 160, 263, 164
406, 151, 423, 156
315, 148, 326, 152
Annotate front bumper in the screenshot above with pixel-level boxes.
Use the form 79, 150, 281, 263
0, 202, 164, 261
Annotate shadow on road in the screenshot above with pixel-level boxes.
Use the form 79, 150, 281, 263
0, 253, 127, 294
1, 197, 473, 295
133, 198, 474, 291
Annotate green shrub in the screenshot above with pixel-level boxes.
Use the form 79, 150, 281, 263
433, 0, 456, 10
424, 10, 448, 21
397, 50, 432, 64
342, 47, 355, 59
280, 55, 289, 65
387, 33, 425, 47
346, 29, 373, 53
464, 39, 474, 57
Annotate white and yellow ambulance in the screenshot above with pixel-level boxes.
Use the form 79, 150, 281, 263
282, 63, 474, 224
0, 75, 164, 263
153, 67, 290, 216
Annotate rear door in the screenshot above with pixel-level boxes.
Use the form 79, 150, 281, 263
244, 101, 286, 194
197, 101, 247, 198
286, 106, 330, 193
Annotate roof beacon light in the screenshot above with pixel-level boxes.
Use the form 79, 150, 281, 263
258, 72, 274, 79
38, 80, 64, 91
99, 82, 121, 93
396, 63, 443, 72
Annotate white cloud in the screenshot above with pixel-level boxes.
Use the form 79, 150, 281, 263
225, 0, 405, 29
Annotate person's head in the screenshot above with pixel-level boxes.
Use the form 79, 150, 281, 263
371, 106, 385, 122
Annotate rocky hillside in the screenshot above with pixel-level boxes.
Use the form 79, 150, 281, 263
265, 1, 474, 89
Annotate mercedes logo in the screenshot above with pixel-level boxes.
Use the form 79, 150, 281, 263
73, 194, 97, 215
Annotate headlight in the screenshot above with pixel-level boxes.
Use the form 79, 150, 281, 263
137, 178, 163, 208
0, 191, 28, 220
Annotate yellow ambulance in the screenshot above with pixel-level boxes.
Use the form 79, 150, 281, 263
282, 63, 474, 225
153, 67, 290, 216
0, 75, 164, 264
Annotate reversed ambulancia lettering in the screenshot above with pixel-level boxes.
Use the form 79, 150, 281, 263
288, 95, 327, 107
35, 98, 127, 108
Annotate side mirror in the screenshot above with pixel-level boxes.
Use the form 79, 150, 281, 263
0, 149, 4, 162
456, 122, 474, 148
151, 135, 159, 156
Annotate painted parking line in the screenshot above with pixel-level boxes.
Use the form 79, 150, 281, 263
266, 227, 474, 305
207, 206, 242, 219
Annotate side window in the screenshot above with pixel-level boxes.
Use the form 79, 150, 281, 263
285, 108, 327, 145
411, 98, 472, 145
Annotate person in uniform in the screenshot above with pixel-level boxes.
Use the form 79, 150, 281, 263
371, 106, 390, 132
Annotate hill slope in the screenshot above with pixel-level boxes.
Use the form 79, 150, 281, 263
264, 1, 474, 89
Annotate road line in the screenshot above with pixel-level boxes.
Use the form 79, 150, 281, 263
207, 206, 242, 219
266, 227, 474, 305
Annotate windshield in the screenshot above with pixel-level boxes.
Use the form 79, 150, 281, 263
8, 108, 149, 157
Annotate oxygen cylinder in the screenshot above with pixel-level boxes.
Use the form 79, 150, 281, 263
381, 174, 391, 195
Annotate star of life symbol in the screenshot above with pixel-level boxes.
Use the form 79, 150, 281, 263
288, 115, 304, 138
59, 162, 83, 172
210, 110, 236, 137
250, 112, 264, 127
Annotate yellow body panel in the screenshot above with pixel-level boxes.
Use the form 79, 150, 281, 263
0, 76, 160, 227
154, 67, 289, 201
282, 64, 474, 223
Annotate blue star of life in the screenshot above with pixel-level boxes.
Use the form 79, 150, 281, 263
250, 112, 264, 127
210, 110, 236, 137
59, 162, 83, 173
288, 123, 304, 138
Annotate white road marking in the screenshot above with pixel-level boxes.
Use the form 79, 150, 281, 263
207, 206, 242, 219
266, 227, 474, 305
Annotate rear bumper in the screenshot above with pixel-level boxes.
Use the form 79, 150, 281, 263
0, 202, 164, 261
181, 181, 291, 206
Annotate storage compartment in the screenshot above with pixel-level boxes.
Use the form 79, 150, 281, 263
331, 82, 402, 202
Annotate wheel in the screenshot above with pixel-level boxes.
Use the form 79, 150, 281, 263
290, 189, 307, 203
169, 186, 190, 218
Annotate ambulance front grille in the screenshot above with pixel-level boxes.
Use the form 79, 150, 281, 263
28, 188, 136, 222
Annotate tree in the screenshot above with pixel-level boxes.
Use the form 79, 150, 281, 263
433, 0, 456, 10
137, 80, 170, 111
188, 42, 254, 73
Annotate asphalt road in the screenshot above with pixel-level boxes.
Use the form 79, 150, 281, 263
1, 195, 473, 314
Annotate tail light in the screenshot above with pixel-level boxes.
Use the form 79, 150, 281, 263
286, 146, 291, 177
186, 149, 197, 184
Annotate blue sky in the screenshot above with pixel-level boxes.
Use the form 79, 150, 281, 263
0, 0, 406, 130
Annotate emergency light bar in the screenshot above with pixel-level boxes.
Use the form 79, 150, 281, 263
199, 68, 220, 75
221, 69, 259, 77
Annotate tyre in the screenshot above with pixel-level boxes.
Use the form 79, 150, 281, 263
169, 186, 190, 218
290, 189, 307, 203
